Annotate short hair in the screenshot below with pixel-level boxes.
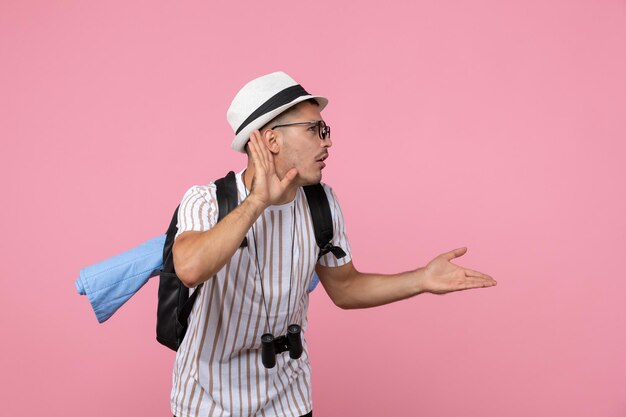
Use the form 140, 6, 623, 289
244, 98, 319, 155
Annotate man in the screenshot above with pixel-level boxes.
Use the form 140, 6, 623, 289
170, 71, 497, 417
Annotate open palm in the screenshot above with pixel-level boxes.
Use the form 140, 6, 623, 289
247, 131, 298, 207
421, 247, 497, 294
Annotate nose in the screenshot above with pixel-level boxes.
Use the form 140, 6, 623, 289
321, 136, 332, 148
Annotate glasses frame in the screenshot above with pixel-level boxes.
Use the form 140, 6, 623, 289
270, 120, 331, 140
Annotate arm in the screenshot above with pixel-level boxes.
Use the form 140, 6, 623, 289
173, 196, 265, 288
316, 261, 425, 309
173, 131, 298, 288
316, 247, 497, 309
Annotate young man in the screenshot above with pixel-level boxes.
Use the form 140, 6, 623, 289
170, 71, 497, 417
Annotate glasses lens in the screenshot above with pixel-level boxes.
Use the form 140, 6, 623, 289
319, 121, 330, 140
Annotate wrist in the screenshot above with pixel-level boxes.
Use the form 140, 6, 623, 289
412, 267, 428, 295
244, 194, 268, 214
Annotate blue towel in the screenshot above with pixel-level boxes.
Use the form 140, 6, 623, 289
75, 235, 166, 323
75, 234, 322, 323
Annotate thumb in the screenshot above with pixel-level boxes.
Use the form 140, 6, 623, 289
281, 168, 298, 187
442, 246, 467, 261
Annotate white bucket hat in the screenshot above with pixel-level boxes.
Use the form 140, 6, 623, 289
227, 71, 328, 153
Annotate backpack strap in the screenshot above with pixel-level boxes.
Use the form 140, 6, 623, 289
176, 171, 246, 330
302, 184, 347, 260
215, 171, 248, 248
177, 283, 202, 326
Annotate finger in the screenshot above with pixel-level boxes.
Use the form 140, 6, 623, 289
463, 268, 493, 280
457, 278, 497, 291
258, 131, 278, 176
248, 135, 266, 173
280, 167, 298, 188
254, 130, 272, 167
436, 276, 496, 294
248, 136, 259, 167
442, 247, 467, 261
264, 140, 276, 176
254, 133, 269, 172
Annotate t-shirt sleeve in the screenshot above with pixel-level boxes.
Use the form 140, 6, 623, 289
316, 184, 353, 267
174, 184, 219, 240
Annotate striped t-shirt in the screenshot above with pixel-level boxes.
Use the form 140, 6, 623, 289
170, 169, 352, 417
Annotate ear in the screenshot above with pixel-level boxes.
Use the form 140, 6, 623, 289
262, 129, 280, 154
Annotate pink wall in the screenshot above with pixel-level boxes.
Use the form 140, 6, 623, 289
2, 0, 625, 416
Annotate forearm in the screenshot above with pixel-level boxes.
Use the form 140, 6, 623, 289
337, 268, 427, 309
173, 196, 266, 287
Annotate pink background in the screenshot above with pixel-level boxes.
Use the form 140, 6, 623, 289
2, 0, 625, 416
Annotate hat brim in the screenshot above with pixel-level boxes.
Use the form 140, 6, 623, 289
231, 95, 328, 153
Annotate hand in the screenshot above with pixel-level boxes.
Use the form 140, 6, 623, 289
246, 131, 298, 208
419, 247, 497, 295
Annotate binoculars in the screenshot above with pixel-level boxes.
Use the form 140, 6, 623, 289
261, 324, 303, 369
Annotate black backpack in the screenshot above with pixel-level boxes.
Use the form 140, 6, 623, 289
156, 171, 347, 351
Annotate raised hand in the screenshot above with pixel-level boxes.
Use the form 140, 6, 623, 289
247, 130, 298, 208
419, 247, 497, 295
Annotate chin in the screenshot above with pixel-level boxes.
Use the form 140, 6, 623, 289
310, 171, 323, 185
298, 171, 322, 186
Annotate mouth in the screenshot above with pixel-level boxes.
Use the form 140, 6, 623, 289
315, 154, 328, 169
316, 154, 328, 163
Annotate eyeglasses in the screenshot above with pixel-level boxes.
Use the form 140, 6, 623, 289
270, 120, 331, 141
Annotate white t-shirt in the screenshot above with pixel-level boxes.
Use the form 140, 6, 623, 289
171, 169, 352, 417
